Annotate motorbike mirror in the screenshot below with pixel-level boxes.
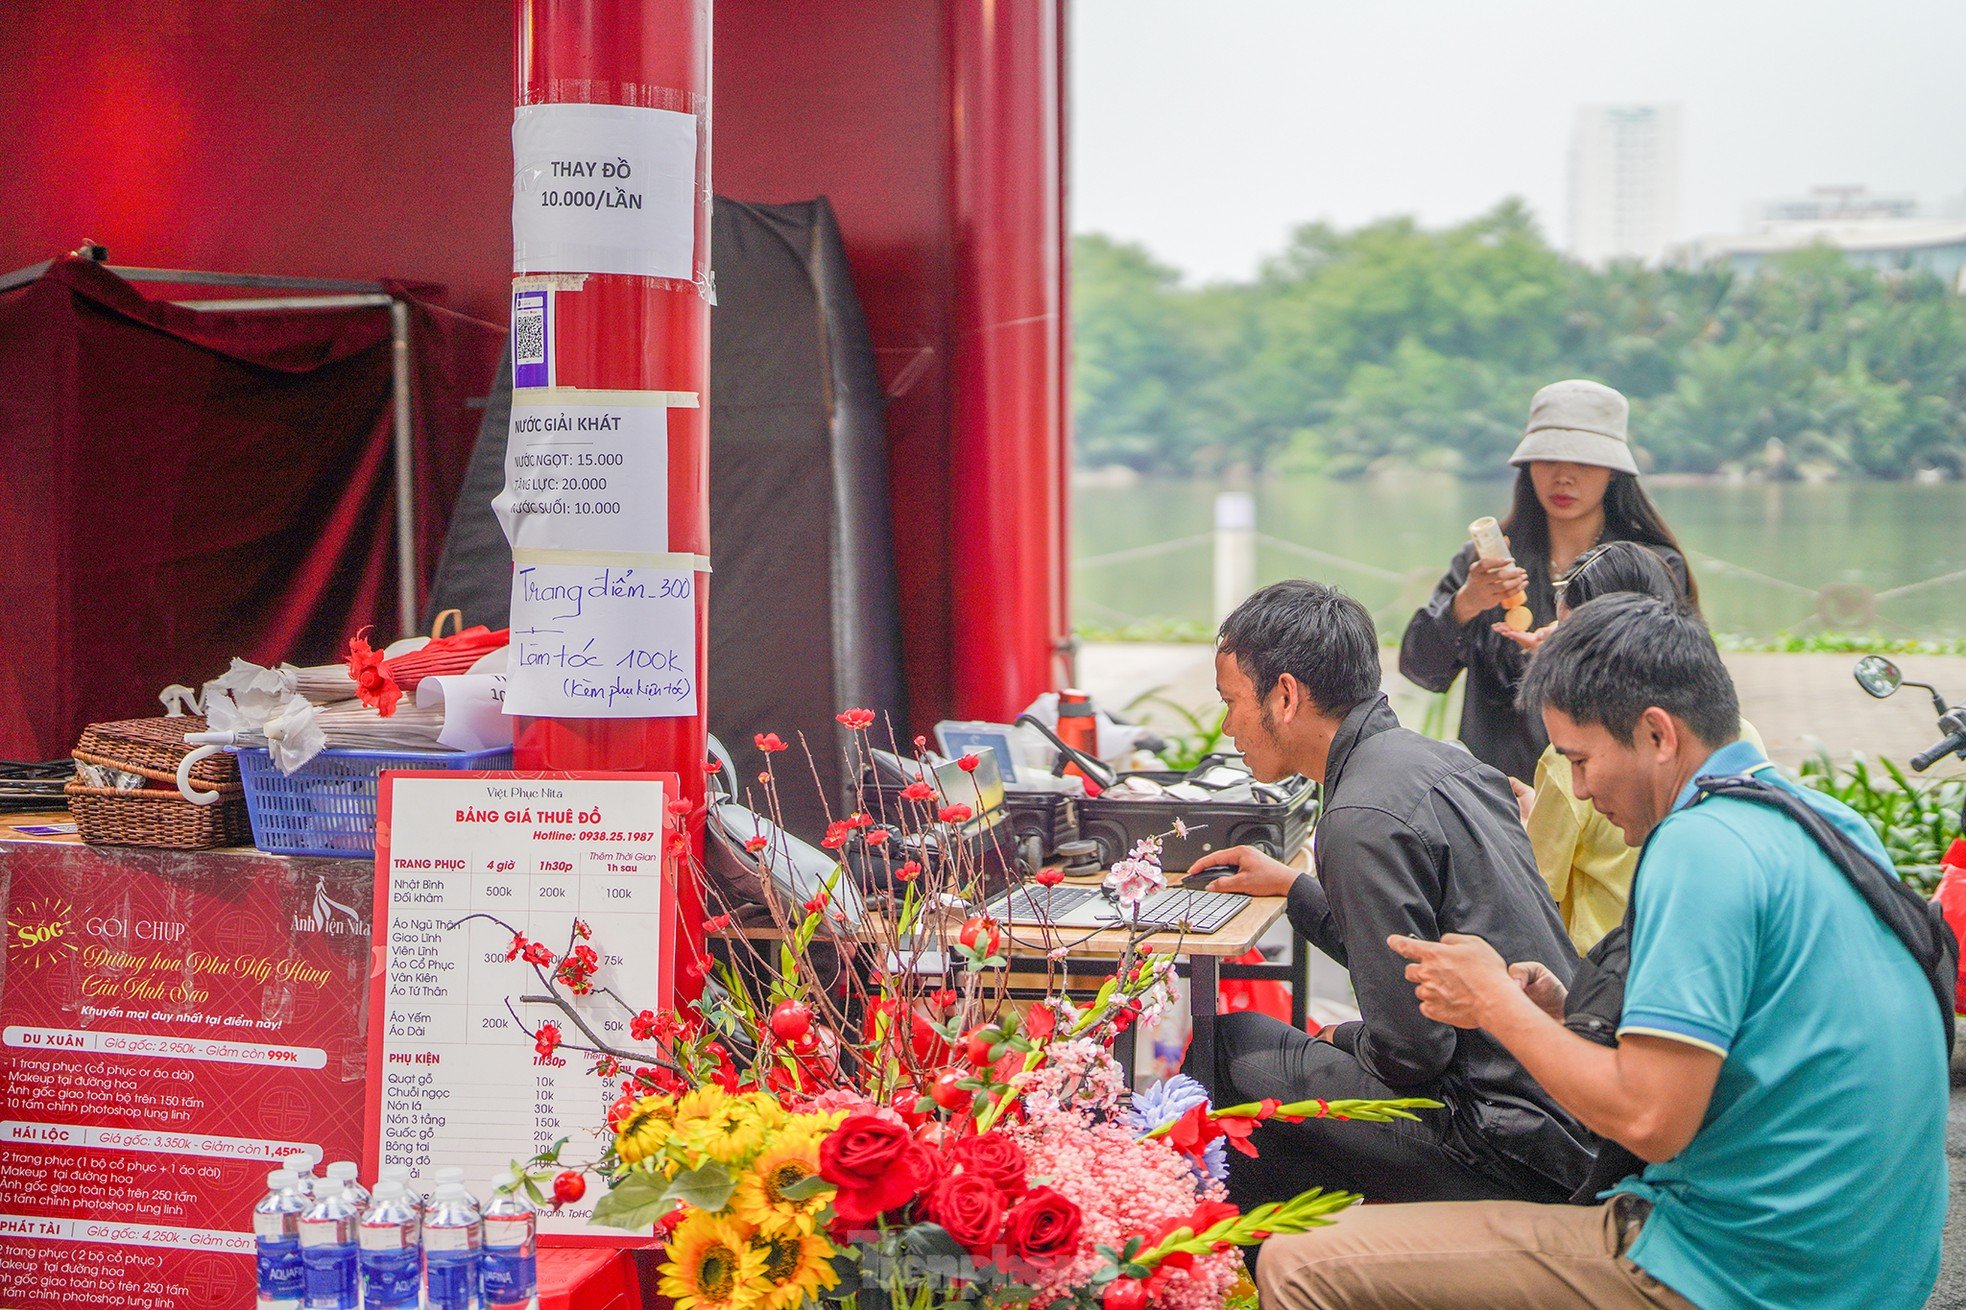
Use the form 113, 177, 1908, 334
1854, 655, 1903, 699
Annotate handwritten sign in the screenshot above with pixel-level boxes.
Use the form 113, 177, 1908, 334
493, 389, 691, 555
504, 561, 697, 719
367, 773, 675, 1242
512, 102, 698, 281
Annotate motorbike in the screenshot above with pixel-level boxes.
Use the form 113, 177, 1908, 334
1853, 654, 1966, 775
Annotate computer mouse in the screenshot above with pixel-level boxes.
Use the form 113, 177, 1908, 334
1182, 867, 1235, 891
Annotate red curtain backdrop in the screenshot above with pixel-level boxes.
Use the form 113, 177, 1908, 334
0, 257, 504, 760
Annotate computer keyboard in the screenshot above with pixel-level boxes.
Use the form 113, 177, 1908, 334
1130, 887, 1248, 934
991, 883, 1104, 921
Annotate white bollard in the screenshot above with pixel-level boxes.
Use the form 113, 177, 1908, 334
1213, 490, 1257, 624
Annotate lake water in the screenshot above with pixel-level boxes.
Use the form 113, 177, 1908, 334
1072, 476, 1966, 641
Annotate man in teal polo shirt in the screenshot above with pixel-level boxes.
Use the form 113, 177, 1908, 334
1255, 594, 1947, 1310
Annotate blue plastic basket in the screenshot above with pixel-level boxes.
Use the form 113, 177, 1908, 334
235, 744, 514, 859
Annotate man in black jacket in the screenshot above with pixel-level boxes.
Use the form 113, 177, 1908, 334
1187, 579, 1593, 1210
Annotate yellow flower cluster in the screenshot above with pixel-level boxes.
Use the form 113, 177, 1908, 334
616, 1087, 847, 1310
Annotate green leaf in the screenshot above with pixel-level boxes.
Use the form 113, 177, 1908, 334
662, 1161, 737, 1212
778, 1174, 834, 1201
900, 1222, 967, 1260
590, 1171, 674, 1231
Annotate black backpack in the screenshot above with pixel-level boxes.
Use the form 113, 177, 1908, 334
1562, 772, 1959, 1202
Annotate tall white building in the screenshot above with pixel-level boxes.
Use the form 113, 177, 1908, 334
1568, 104, 1682, 266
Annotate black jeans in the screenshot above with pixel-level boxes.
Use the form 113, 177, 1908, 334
1188, 1012, 1569, 1211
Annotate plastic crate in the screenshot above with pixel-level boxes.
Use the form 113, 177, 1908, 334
236, 744, 513, 858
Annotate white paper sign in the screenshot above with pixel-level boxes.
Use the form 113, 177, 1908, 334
513, 103, 698, 280
373, 774, 669, 1237
415, 673, 513, 752
505, 560, 697, 718
494, 390, 691, 554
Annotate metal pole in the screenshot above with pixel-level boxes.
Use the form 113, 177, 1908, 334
390, 299, 419, 636
1213, 490, 1256, 623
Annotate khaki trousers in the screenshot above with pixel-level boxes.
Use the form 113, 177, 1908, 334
1256, 1196, 1697, 1310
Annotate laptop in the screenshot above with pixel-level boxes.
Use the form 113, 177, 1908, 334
985, 880, 1249, 935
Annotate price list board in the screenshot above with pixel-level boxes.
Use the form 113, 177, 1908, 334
364, 773, 676, 1241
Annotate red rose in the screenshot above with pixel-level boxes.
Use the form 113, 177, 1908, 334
820, 1114, 921, 1229
1004, 1186, 1082, 1270
927, 1173, 1007, 1258
950, 1132, 1028, 1200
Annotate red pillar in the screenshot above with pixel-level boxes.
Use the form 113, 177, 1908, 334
947, 0, 1071, 722
510, 0, 711, 954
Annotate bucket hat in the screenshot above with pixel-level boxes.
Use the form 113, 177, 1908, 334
1508, 379, 1639, 475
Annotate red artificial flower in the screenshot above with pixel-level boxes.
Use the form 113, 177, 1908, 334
572, 918, 592, 940
803, 894, 830, 916
846, 811, 874, 829
930, 988, 959, 1010
957, 753, 981, 773
1103, 1278, 1148, 1310
506, 933, 529, 961
1004, 1186, 1083, 1270
950, 1132, 1029, 1199
533, 1023, 562, 1060
754, 732, 788, 754
592, 1055, 620, 1079
1165, 1103, 1225, 1163
1034, 867, 1065, 887
701, 758, 724, 774
667, 798, 693, 817
703, 913, 733, 933
926, 1173, 1007, 1258
835, 708, 876, 731
744, 835, 769, 855
820, 821, 851, 850
523, 942, 554, 968
864, 828, 890, 847
900, 780, 937, 803
938, 803, 974, 825
1023, 1003, 1057, 1044
346, 633, 404, 718
820, 1114, 926, 1230
895, 861, 921, 883
957, 917, 1003, 958
630, 1010, 659, 1041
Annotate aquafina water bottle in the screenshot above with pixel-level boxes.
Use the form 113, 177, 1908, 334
423, 1181, 483, 1310
253, 1169, 308, 1310
481, 1172, 538, 1309
358, 1180, 422, 1310
297, 1178, 360, 1310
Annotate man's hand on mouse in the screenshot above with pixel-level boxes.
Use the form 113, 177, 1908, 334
1184, 845, 1300, 897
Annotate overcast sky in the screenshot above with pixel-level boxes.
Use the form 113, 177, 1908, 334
1071, 0, 1966, 282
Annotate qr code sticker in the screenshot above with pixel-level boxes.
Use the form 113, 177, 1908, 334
514, 306, 546, 366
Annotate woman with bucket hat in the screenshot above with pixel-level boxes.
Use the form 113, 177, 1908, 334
1398, 380, 1698, 784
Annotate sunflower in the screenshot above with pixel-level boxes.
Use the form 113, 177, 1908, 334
615, 1096, 678, 1166
660, 1213, 768, 1310
671, 1101, 769, 1171
730, 1125, 832, 1235
755, 1229, 838, 1310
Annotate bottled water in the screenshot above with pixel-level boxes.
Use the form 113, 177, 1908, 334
434, 1165, 479, 1208
481, 1172, 538, 1310
253, 1169, 307, 1310
297, 1180, 360, 1310
325, 1160, 370, 1210
379, 1163, 425, 1228
283, 1149, 322, 1202
424, 1181, 483, 1310
358, 1180, 423, 1310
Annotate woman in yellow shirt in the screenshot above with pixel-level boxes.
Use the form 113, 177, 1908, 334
1500, 540, 1759, 951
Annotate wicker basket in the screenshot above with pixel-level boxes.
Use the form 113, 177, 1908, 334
67, 716, 251, 850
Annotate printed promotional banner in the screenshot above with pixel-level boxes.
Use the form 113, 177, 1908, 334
512, 102, 698, 281
505, 559, 698, 718
0, 843, 370, 1310
366, 773, 676, 1241
493, 388, 694, 556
